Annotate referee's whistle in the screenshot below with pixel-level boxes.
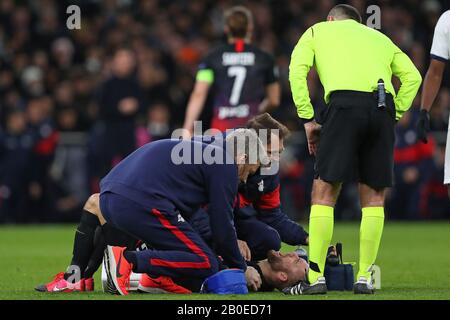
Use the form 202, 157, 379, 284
377, 79, 386, 109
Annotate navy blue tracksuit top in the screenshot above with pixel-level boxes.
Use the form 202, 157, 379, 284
100, 139, 246, 270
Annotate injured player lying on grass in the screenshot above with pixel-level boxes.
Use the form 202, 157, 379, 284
36, 118, 310, 294
35, 192, 309, 294
103, 247, 309, 294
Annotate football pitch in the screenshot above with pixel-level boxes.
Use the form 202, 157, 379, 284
1, 222, 450, 300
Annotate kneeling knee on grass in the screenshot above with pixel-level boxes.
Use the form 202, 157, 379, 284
83, 193, 107, 225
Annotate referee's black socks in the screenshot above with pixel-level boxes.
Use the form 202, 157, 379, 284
64, 210, 100, 281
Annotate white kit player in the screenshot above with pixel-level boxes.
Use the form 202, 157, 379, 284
417, 10, 450, 195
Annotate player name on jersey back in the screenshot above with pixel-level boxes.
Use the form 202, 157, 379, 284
200, 43, 277, 131
222, 52, 255, 66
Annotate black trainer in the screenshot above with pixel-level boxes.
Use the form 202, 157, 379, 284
283, 277, 327, 295
353, 276, 375, 294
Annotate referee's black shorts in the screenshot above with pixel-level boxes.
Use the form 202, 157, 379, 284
315, 90, 396, 189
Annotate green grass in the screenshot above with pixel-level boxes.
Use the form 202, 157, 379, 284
1, 222, 450, 300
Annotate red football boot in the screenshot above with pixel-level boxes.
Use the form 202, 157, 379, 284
84, 278, 94, 292
138, 273, 192, 294
105, 246, 133, 295
35, 272, 85, 293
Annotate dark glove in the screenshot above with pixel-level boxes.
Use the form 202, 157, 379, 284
416, 109, 430, 143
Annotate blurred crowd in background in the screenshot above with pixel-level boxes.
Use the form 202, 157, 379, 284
0, 0, 449, 224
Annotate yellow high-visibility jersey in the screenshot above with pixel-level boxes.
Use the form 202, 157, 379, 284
289, 19, 422, 121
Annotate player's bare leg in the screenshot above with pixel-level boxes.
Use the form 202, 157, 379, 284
84, 193, 106, 225
355, 183, 386, 294
311, 178, 342, 206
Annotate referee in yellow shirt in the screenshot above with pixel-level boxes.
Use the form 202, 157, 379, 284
285, 4, 422, 295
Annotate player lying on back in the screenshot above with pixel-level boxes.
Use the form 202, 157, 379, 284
36, 129, 268, 294
102, 248, 309, 294
37, 199, 309, 294
36, 115, 308, 292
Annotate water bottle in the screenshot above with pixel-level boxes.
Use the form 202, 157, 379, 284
371, 264, 381, 289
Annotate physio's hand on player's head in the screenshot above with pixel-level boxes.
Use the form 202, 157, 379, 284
238, 239, 251, 261
304, 121, 322, 156
416, 109, 430, 143
245, 266, 262, 292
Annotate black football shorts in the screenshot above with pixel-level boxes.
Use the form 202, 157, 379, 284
315, 90, 396, 189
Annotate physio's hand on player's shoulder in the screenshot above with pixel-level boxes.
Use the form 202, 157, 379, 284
245, 266, 262, 292
238, 239, 251, 261
304, 121, 322, 156
416, 109, 430, 143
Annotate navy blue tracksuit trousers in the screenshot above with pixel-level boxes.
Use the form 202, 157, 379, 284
100, 192, 219, 280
